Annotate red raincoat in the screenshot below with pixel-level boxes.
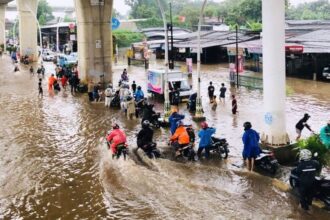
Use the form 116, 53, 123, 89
106, 129, 127, 154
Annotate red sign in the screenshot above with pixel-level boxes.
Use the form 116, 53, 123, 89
285, 45, 303, 54
69, 23, 75, 30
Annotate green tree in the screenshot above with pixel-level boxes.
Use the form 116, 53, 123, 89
286, 0, 330, 20
37, 0, 54, 25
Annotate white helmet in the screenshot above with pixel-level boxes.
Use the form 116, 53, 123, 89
299, 149, 312, 161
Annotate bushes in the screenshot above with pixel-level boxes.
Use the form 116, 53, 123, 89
296, 135, 330, 166
113, 30, 145, 48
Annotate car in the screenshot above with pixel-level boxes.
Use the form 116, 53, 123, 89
42, 51, 55, 62
57, 54, 78, 67
322, 66, 330, 80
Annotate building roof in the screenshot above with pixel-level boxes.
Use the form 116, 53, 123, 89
287, 29, 330, 53
172, 31, 259, 49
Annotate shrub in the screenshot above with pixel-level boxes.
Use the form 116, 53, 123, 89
295, 135, 330, 166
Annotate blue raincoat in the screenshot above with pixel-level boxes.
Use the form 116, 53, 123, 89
169, 112, 185, 134
242, 128, 261, 159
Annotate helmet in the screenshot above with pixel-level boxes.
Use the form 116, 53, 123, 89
243, 122, 252, 130
304, 113, 311, 119
112, 123, 119, 129
200, 121, 208, 129
142, 120, 150, 128
299, 149, 312, 161
176, 120, 184, 127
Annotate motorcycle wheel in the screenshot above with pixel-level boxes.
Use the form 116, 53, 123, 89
188, 149, 196, 161
269, 163, 278, 175
218, 145, 228, 159
289, 177, 297, 188
154, 123, 161, 128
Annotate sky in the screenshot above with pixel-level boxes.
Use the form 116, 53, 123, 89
5, 0, 323, 19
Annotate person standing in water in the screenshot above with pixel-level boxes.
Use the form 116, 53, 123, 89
219, 83, 227, 104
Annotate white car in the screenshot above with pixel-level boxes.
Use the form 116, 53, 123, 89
322, 66, 330, 79
42, 51, 55, 62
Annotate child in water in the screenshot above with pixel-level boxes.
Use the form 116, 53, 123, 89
211, 96, 217, 111
38, 78, 43, 98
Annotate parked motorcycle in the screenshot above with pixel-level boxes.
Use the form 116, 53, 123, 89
254, 149, 279, 174
290, 170, 330, 209
187, 92, 197, 112
209, 136, 230, 159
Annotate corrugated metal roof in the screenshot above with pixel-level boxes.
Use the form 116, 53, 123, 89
172, 31, 259, 49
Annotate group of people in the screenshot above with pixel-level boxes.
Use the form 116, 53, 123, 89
207, 81, 237, 114
41, 64, 80, 96
89, 69, 148, 121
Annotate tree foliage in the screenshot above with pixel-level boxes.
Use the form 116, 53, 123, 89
113, 30, 145, 47
286, 0, 330, 20
37, 0, 54, 25
125, 0, 330, 30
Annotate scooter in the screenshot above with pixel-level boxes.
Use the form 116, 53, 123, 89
254, 149, 279, 174
170, 142, 196, 161
139, 142, 161, 159
290, 169, 330, 209
106, 141, 128, 160
209, 136, 230, 159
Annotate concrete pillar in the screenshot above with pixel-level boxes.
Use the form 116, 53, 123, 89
0, 4, 6, 50
261, 0, 289, 145
17, 0, 38, 61
75, 0, 113, 83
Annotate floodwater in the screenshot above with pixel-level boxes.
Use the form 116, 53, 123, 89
0, 55, 329, 219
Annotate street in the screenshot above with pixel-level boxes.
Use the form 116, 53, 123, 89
0, 55, 329, 219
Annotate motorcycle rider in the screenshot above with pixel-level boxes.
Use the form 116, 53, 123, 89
320, 120, 330, 148
169, 110, 185, 135
137, 120, 159, 158
242, 122, 261, 172
106, 123, 127, 156
170, 120, 190, 156
134, 86, 145, 102
293, 149, 321, 210
197, 122, 216, 159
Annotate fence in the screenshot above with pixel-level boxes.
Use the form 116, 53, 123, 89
229, 72, 263, 89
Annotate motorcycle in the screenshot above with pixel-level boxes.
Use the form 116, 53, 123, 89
170, 142, 196, 161
139, 142, 161, 159
290, 169, 330, 209
106, 141, 128, 160
187, 92, 197, 112
254, 149, 279, 174
209, 136, 230, 159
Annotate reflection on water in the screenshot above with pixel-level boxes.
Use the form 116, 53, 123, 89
0, 56, 329, 219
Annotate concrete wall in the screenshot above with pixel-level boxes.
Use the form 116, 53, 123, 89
0, 4, 6, 47
17, 0, 38, 61
75, 0, 113, 83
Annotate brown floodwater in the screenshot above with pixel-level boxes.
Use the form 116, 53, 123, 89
0, 55, 329, 219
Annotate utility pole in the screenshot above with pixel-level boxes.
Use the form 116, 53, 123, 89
169, 2, 174, 69
193, 0, 207, 121
157, 0, 171, 121
235, 24, 239, 88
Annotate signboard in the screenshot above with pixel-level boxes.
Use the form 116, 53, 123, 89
227, 47, 245, 56
95, 40, 102, 49
285, 45, 303, 54
147, 70, 163, 94
91, 0, 104, 6
111, 18, 120, 30
70, 34, 76, 41
186, 58, 193, 74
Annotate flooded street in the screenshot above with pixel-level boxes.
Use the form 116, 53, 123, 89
0, 55, 329, 219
